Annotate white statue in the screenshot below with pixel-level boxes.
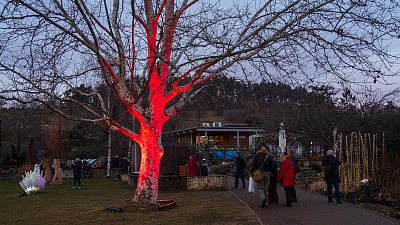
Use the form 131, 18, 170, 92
279, 122, 287, 157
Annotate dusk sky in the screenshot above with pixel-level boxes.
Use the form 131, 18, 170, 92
217, 0, 400, 97
0, 0, 398, 101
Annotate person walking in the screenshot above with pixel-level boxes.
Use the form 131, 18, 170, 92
188, 155, 199, 176
278, 155, 296, 207
251, 144, 274, 208
288, 149, 299, 202
322, 150, 342, 203
233, 152, 246, 190
71, 158, 82, 189
268, 155, 279, 205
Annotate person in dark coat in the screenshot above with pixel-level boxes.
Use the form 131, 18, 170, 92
288, 149, 299, 202
71, 158, 82, 189
268, 156, 279, 205
119, 157, 129, 173
251, 144, 274, 208
278, 155, 296, 207
322, 150, 341, 203
233, 152, 246, 189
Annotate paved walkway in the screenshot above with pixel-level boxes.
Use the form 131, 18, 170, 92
227, 176, 399, 225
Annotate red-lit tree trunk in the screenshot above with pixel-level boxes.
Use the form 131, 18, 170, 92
128, 72, 170, 204
100, 0, 208, 205
133, 128, 164, 204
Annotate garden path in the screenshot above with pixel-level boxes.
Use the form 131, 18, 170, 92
227, 176, 399, 225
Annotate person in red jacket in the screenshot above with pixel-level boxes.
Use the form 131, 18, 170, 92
278, 155, 296, 207
188, 155, 199, 176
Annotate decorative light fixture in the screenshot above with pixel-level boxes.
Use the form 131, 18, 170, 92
104, 205, 122, 213
157, 197, 176, 210
19, 166, 46, 195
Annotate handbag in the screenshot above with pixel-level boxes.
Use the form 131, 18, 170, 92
252, 154, 270, 182
252, 169, 263, 182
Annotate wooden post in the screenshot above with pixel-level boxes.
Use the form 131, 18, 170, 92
179, 165, 189, 176
51, 159, 63, 184
43, 159, 53, 183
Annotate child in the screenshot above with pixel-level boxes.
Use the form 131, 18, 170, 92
278, 155, 296, 207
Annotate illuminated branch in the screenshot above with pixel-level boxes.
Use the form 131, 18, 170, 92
164, 63, 230, 123
166, 60, 218, 104
180, 59, 219, 86
176, 0, 199, 18
99, 118, 140, 143
164, 88, 202, 120
155, 0, 168, 23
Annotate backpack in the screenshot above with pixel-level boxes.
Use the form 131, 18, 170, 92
325, 164, 334, 176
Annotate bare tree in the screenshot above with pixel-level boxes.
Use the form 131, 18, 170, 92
1, 0, 399, 205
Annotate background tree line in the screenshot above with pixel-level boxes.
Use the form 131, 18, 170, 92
0, 83, 131, 164
169, 75, 400, 152
1, 75, 399, 164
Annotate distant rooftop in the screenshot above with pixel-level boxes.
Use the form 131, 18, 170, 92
163, 123, 265, 136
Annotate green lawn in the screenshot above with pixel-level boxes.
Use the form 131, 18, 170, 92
0, 179, 258, 225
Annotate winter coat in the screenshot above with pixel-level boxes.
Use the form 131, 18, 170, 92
72, 161, 82, 178
277, 160, 295, 187
251, 150, 274, 173
188, 158, 199, 176
235, 156, 246, 170
322, 155, 341, 184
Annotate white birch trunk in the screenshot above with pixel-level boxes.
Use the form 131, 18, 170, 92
107, 130, 112, 178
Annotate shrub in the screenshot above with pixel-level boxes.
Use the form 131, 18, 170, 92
310, 164, 322, 174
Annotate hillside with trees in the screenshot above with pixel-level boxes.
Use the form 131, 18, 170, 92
168, 75, 400, 151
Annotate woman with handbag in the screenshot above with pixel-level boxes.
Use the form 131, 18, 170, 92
250, 144, 274, 208
278, 155, 296, 207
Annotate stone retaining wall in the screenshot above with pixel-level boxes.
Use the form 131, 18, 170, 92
60, 170, 227, 192
128, 175, 227, 192
187, 175, 227, 191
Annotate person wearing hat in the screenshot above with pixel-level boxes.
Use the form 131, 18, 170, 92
251, 144, 274, 208
233, 152, 246, 190
71, 158, 82, 189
